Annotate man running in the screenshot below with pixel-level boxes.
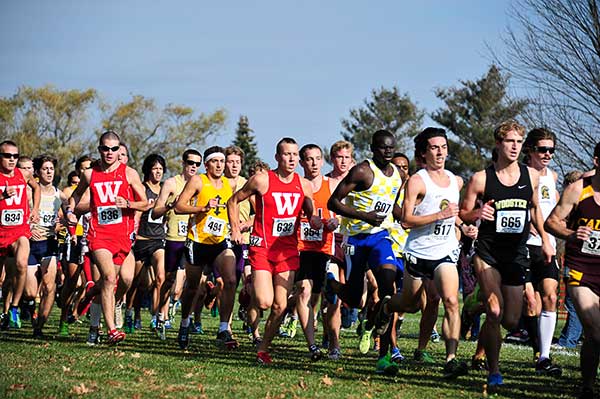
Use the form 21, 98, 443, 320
175, 146, 239, 350
228, 137, 321, 364
69, 130, 147, 344
545, 142, 600, 399
0, 141, 40, 329
459, 120, 554, 387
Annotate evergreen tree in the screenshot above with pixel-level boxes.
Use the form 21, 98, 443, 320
432, 65, 528, 178
232, 115, 260, 178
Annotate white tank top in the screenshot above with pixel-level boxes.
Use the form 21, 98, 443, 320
527, 168, 557, 248
404, 169, 460, 260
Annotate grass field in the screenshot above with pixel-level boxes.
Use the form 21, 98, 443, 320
0, 306, 584, 398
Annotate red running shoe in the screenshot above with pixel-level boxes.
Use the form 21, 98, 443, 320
257, 351, 272, 365
107, 329, 126, 345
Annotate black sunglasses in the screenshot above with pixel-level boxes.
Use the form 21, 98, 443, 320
534, 146, 555, 154
185, 160, 202, 167
98, 145, 120, 152
0, 153, 19, 160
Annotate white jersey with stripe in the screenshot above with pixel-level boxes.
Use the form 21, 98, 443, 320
341, 159, 402, 236
527, 168, 557, 248
31, 186, 62, 240
404, 169, 460, 260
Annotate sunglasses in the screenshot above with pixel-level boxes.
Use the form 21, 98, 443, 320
98, 145, 120, 152
534, 146, 555, 154
0, 153, 19, 160
185, 160, 202, 167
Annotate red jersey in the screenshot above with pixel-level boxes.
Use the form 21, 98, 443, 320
0, 168, 31, 247
298, 175, 334, 254
250, 170, 304, 262
88, 162, 134, 241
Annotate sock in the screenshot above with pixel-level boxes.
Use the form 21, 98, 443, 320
219, 322, 229, 333
538, 310, 557, 360
181, 317, 190, 328
82, 255, 93, 282
523, 315, 539, 354
90, 303, 101, 328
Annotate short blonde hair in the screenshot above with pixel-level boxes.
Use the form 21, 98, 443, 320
329, 140, 354, 159
494, 119, 525, 141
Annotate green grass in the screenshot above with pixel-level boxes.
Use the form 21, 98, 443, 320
0, 307, 583, 398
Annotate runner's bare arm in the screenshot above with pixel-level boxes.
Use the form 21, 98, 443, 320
545, 179, 590, 243
151, 177, 176, 219
460, 171, 493, 224
25, 170, 41, 223
174, 175, 204, 215
120, 167, 148, 211
528, 168, 555, 262
301, 177, 322, 230
68, 169, 92, 223
227, 173, 265, 244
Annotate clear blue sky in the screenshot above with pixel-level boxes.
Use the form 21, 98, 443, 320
0, 1, 510, 165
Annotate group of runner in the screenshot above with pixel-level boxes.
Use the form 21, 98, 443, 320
0, 121, 599, 398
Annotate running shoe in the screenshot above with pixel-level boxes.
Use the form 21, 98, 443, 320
216, 330, 239, 349
0, 313, 9, 330
190, 321, 204, 334
87, 326, 100, 346
358, 328, 373, 354
322, 334, 329, 350
9, 306, 21, 329
373, 335, 380, 352
58, 321, 69, 337
156, 321, 166, 341
33, 327, 44, 339
211, 306, 219, 318
164, 319, 172, 329
149, 316, 157, 330
375, 354, 399, 375
414, 349, 435, 364
134, 318, 142, 330
471, 355, 488, 371
178, 324, 190, 349
324, 272, 338, 305
328, 348, 342, 361
430, 329, 441, 343
257, 351, 272, 365
372, 296, 392, 335
252, 336, 263, 348
443, 358, 469, 379
124, 313, 134, 334
487, 372, 504, 387
114, 301, 123, 329
309, 344, 323, 361
287, 318, 298, 338
107, 329, 126, 345
390, 347, 404, 364
504, 329, 529, 344
535, 358, 562, 377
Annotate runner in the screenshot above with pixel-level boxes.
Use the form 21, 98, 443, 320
523, 128, 562, 375
459, 120, 554, 387
227, 137, 321, 364
295, 144, 338, 361
545, 142, 600, 399
0, 141, 40, 330
174, 146, 239, 350
24, 155, 70, 337
326, 130, 403, 374
69, 130, 148, 345
373, 128, 477, 378
151, 149, 201, 332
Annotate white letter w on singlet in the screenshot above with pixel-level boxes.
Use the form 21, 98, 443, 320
271, 192, 301, 215
4, 185, 25, 206
94, 181, 123, 203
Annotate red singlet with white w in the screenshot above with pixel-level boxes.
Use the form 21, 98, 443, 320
0, 168, 31, 250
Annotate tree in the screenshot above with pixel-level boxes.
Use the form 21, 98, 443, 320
432, 65, 528, 178
340, 87, 424, 161
0, 85, 98, 178
101, 95, 227, 173
232, 115, 260, 178
493, 0, 600, 174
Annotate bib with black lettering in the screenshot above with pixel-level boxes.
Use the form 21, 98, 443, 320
187, 174, 232, 245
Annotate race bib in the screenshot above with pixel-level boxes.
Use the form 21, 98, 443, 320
496, 210, 526, 234
178, 220, 188, 236
97, 206, 122, 225
371, 196, 394, 215
300, 221, 323, 242
272, 217, 296, 237
39, 210, 56, 227
249, 235, 263, 247
147, 211, 163, 225
203, 215, 226, 237
431, 221, 453, 240
1, 209, 23, 226
582, 230, 600, 256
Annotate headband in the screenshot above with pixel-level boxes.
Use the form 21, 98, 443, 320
204, 152, 225, 163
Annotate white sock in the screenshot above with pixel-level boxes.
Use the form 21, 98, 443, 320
181, 317, 190, 328
219, 322, 229, 333
538, 310, 557, 360
90, 303, 102, 328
